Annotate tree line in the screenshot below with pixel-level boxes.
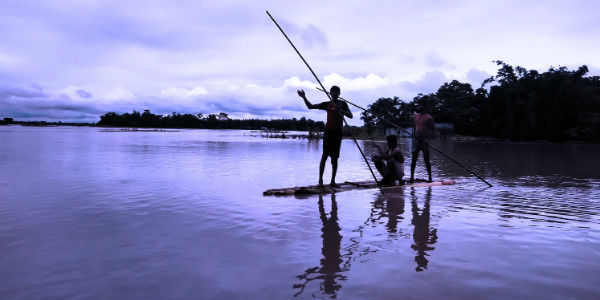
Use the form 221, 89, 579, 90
361, 61, 600, 141
95, 61, 600, 141
97, 110, 325, 131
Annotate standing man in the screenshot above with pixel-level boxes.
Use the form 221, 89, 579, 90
297, 86, 353, 187
410, 104, 435, 183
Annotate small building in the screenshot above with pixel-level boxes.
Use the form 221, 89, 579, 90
384, 127, 412, 137
435, 123, 455, 135
384, 123, 455, 137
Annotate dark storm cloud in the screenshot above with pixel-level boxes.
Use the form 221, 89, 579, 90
0, 84, 103, 122
0, 86, 47, 99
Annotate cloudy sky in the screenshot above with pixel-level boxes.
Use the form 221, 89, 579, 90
1, 0, 599, 125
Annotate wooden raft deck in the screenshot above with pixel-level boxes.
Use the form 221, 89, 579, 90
263, 179, 456, 196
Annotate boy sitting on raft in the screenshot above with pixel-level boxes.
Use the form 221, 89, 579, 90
371, 135, 405, 185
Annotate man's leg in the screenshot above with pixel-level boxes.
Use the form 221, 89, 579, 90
423, 149, 432, 183
410, 151, 419, 182
330, 156, 338, 187
372, 156, 392, 184
319, 153, 327, 186
329, 131, 342, 187
385, 159, 398, 185
372, 156, 387, 177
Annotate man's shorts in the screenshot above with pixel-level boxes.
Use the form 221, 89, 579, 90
412, 134, 430, 156
323, 128, 343, 158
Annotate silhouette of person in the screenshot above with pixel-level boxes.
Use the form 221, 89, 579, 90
293, 194, 345, 298
370, 190, 407, 236
298, 86, 353, 187
410, 187, 438, 272
318, 193, 343, 295
371, 135, 405, 185
410, 104, 435, 183
384, 192, 406, 234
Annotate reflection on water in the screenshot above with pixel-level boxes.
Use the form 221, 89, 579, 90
293, 188, 440, 297
378, 189, 406, 235
1, 126, 599, 300
294, 194, 346, 298
410, 188, 437, 272
290, 182, 599, 298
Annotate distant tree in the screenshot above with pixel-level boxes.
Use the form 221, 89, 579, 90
435, 80, 481, 133
359, 61, 600, 141
412, 93, 438, 118
140, 109, 159, 127
96, 110, 326, 131
218, 112, 229, 121
361, 97, 411, 132
98, 112, 119, 125
481, 62, 600, 140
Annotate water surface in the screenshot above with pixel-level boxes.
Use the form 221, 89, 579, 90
1, 126, 599, 299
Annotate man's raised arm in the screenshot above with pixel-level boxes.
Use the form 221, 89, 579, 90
297, 90, 318, 109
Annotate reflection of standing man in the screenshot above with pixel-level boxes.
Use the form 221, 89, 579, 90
410, 104, 435, 183
410, 188, 437, 272
294, 194, 345, 298
318, 193, 343, 295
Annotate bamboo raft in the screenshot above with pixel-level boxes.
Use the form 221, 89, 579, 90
263, 179, 456, 196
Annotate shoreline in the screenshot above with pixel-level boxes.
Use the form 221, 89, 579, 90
3, 123, 598, 144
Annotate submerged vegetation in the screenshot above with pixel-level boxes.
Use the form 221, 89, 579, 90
362, 61, 600, 141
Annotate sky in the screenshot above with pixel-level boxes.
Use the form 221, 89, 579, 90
1, 0, 599, 125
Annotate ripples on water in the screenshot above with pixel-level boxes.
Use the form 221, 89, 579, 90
1, 126, 599, 300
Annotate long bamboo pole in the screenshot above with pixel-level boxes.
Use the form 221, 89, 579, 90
317, 87, 493, 187
266, 11, 385, 194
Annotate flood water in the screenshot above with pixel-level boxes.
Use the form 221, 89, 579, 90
1, 126, 599, 300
